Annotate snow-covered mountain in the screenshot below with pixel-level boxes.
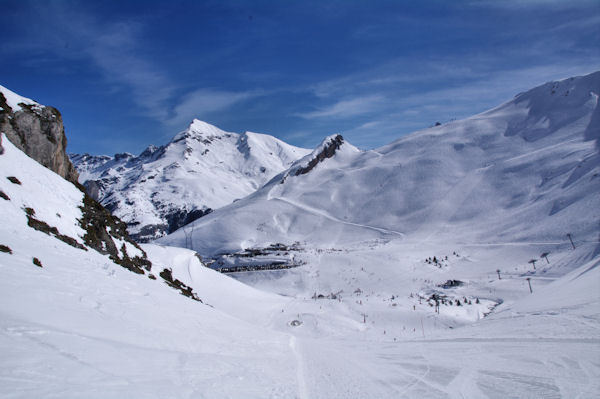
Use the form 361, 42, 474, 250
2, 74, 599, 398
70, 120, 310, 242
160, 71, 600, 258
154, 71, 600, 397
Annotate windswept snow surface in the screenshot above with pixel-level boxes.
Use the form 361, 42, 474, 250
70, 119, 310, 240
1, 72, 599, 398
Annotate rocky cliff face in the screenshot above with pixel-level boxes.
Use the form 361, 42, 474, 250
0, 84, 151, 273
0, 88, 79, 184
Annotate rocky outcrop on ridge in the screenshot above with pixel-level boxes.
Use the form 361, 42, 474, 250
0, 88, 79, 184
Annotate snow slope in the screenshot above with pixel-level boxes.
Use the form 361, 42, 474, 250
0, 133, 302, 398
71, 119, 310, 241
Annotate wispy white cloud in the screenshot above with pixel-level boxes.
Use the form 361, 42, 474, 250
324, 62, 600, 149
306, 53, 599, 117
309, 59, 488, 100
299, 95, 384, 119
167, 89, 259, 128
84, 22, 175, 121
4, 3, 177, 122
3, 3, 256, 130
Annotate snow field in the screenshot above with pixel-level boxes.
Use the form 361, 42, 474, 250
1, 72, 599, 398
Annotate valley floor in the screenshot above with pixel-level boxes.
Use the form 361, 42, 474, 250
1, 238, 599, 398
228, 239, 600, 398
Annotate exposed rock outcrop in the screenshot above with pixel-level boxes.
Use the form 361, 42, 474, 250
78, 193, 151, 274
0, 91, 79, 184
295, 134, 344, 176
278, 134, 348, 184
82, 179, 102, 201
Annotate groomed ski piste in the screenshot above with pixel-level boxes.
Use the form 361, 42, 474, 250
1, 72, 600, 398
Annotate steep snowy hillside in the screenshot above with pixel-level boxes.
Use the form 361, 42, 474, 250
0, 134, 304, 398
71, 120, 310, 242
161, 71, 600, 257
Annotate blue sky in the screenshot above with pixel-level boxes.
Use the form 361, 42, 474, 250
1, 0, 599, 155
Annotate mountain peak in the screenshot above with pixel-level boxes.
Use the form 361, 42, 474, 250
71, 119, 310, 241
139, 144, 164, 160
293, 134, 358, 176
172, 119, 234, 144
517, 70, 599, 101
189, 119, 229, 134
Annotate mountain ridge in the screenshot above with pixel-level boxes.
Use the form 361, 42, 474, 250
70, 119, 311, 241
159, 71, 600, 258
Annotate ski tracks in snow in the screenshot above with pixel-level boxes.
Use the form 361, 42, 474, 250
287, 337, 407, 399
289, 335, 309, 399
271, 196, 404, 238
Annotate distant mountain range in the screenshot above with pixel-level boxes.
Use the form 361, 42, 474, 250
70, 120, 310, 241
